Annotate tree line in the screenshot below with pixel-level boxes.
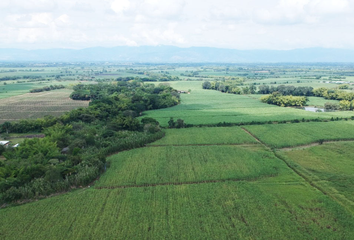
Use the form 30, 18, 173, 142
203, 81, 314, 96
203, 81, 354, 109
0, 76, 42, 81
30, 85, 65, 93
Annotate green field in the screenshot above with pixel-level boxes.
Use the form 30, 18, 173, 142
96, 145, 287, 188
278, 141, 354, 204
0, 80, 87, 99
142, 81, 354, 127
149, 127, 258, 145
1, 181, 353, 239
244, 121, 354, 148
306, 97, 340, 107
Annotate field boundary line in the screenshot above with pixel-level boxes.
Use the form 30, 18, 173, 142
240, 127, 268, 146
146, 143, 259, 147
278, 139, 354, 151
95, 176, 283, 190
242, 126, 354, 214
274, 151, 354, 214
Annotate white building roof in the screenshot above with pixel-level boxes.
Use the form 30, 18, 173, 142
0, 141, 10, 145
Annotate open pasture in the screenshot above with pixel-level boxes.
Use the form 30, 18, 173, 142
142, 81, 354, 127
278, 141, 354, 204
0, 80, 91, 99
0, 89, 89, 123
95, 145, 284, 188
149, 127, 258, 146
306, 97, 340, 107
1, 181, 353, 240
244, 121, 354, 148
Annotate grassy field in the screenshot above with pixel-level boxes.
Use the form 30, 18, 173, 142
0, 89, 89, 123
149, 127, 258, 145
244, 121, 354, 148
0, 80, 88, 99
278, 141, 354, 204
1, 181, 353, 239
306, 97, 340, 107
142, 81, 354, 127
96, 145, 284, 188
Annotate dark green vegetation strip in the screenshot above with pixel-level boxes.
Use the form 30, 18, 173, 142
244, 121, 354, 148
1, 182, 354, 240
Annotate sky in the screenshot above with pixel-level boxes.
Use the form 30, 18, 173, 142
0, 0, 353, 50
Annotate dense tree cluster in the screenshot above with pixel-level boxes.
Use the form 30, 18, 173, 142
202, 80, 253, 94
258, 85, 313, 96
260, 92, 308, 107
313, 87, 354, 101
116, 74, 179, 82
0, 81, 179, 203
30, 85, 65, 93
203, 81, 314, 96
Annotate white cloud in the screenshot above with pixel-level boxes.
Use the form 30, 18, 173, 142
0, 0, 354, 50
111, 0, 131, 13
306, 0, 350, 15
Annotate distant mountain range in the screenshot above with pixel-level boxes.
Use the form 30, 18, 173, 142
0, 46, 354, 62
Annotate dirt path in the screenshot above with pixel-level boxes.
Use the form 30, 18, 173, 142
240, 127, 354, 214
95, 175, 290, 190
279, 139, 354, 151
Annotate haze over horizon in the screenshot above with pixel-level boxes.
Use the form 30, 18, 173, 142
1, 0, 354, 51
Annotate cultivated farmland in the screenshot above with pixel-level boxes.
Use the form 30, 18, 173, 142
1, 180, 354, 239
0, 89, 89, 123
142, 81, 354, 127
244, 121, 354, 148
96, 145, 286, 188
148, 127, 258, 146
278, 141, 354, 206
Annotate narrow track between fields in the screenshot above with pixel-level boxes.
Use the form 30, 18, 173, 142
241, 127, 354, 214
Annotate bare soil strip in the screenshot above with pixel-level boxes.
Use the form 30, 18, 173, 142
279, 139, 354, 151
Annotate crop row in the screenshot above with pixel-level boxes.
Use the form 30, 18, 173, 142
278, 141, 354, 204
1, 181, 353, 239
245, 121, 354, 148
148, 127, 258, 146
96, 145, 286, 188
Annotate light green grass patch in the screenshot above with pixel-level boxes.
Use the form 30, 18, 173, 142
278, 141, 354, 204
1, 182, 353, 239
306, 97, 340, 107
142, 81, 354, 127
96, 145, 284, 188
245, 121, 354, 148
